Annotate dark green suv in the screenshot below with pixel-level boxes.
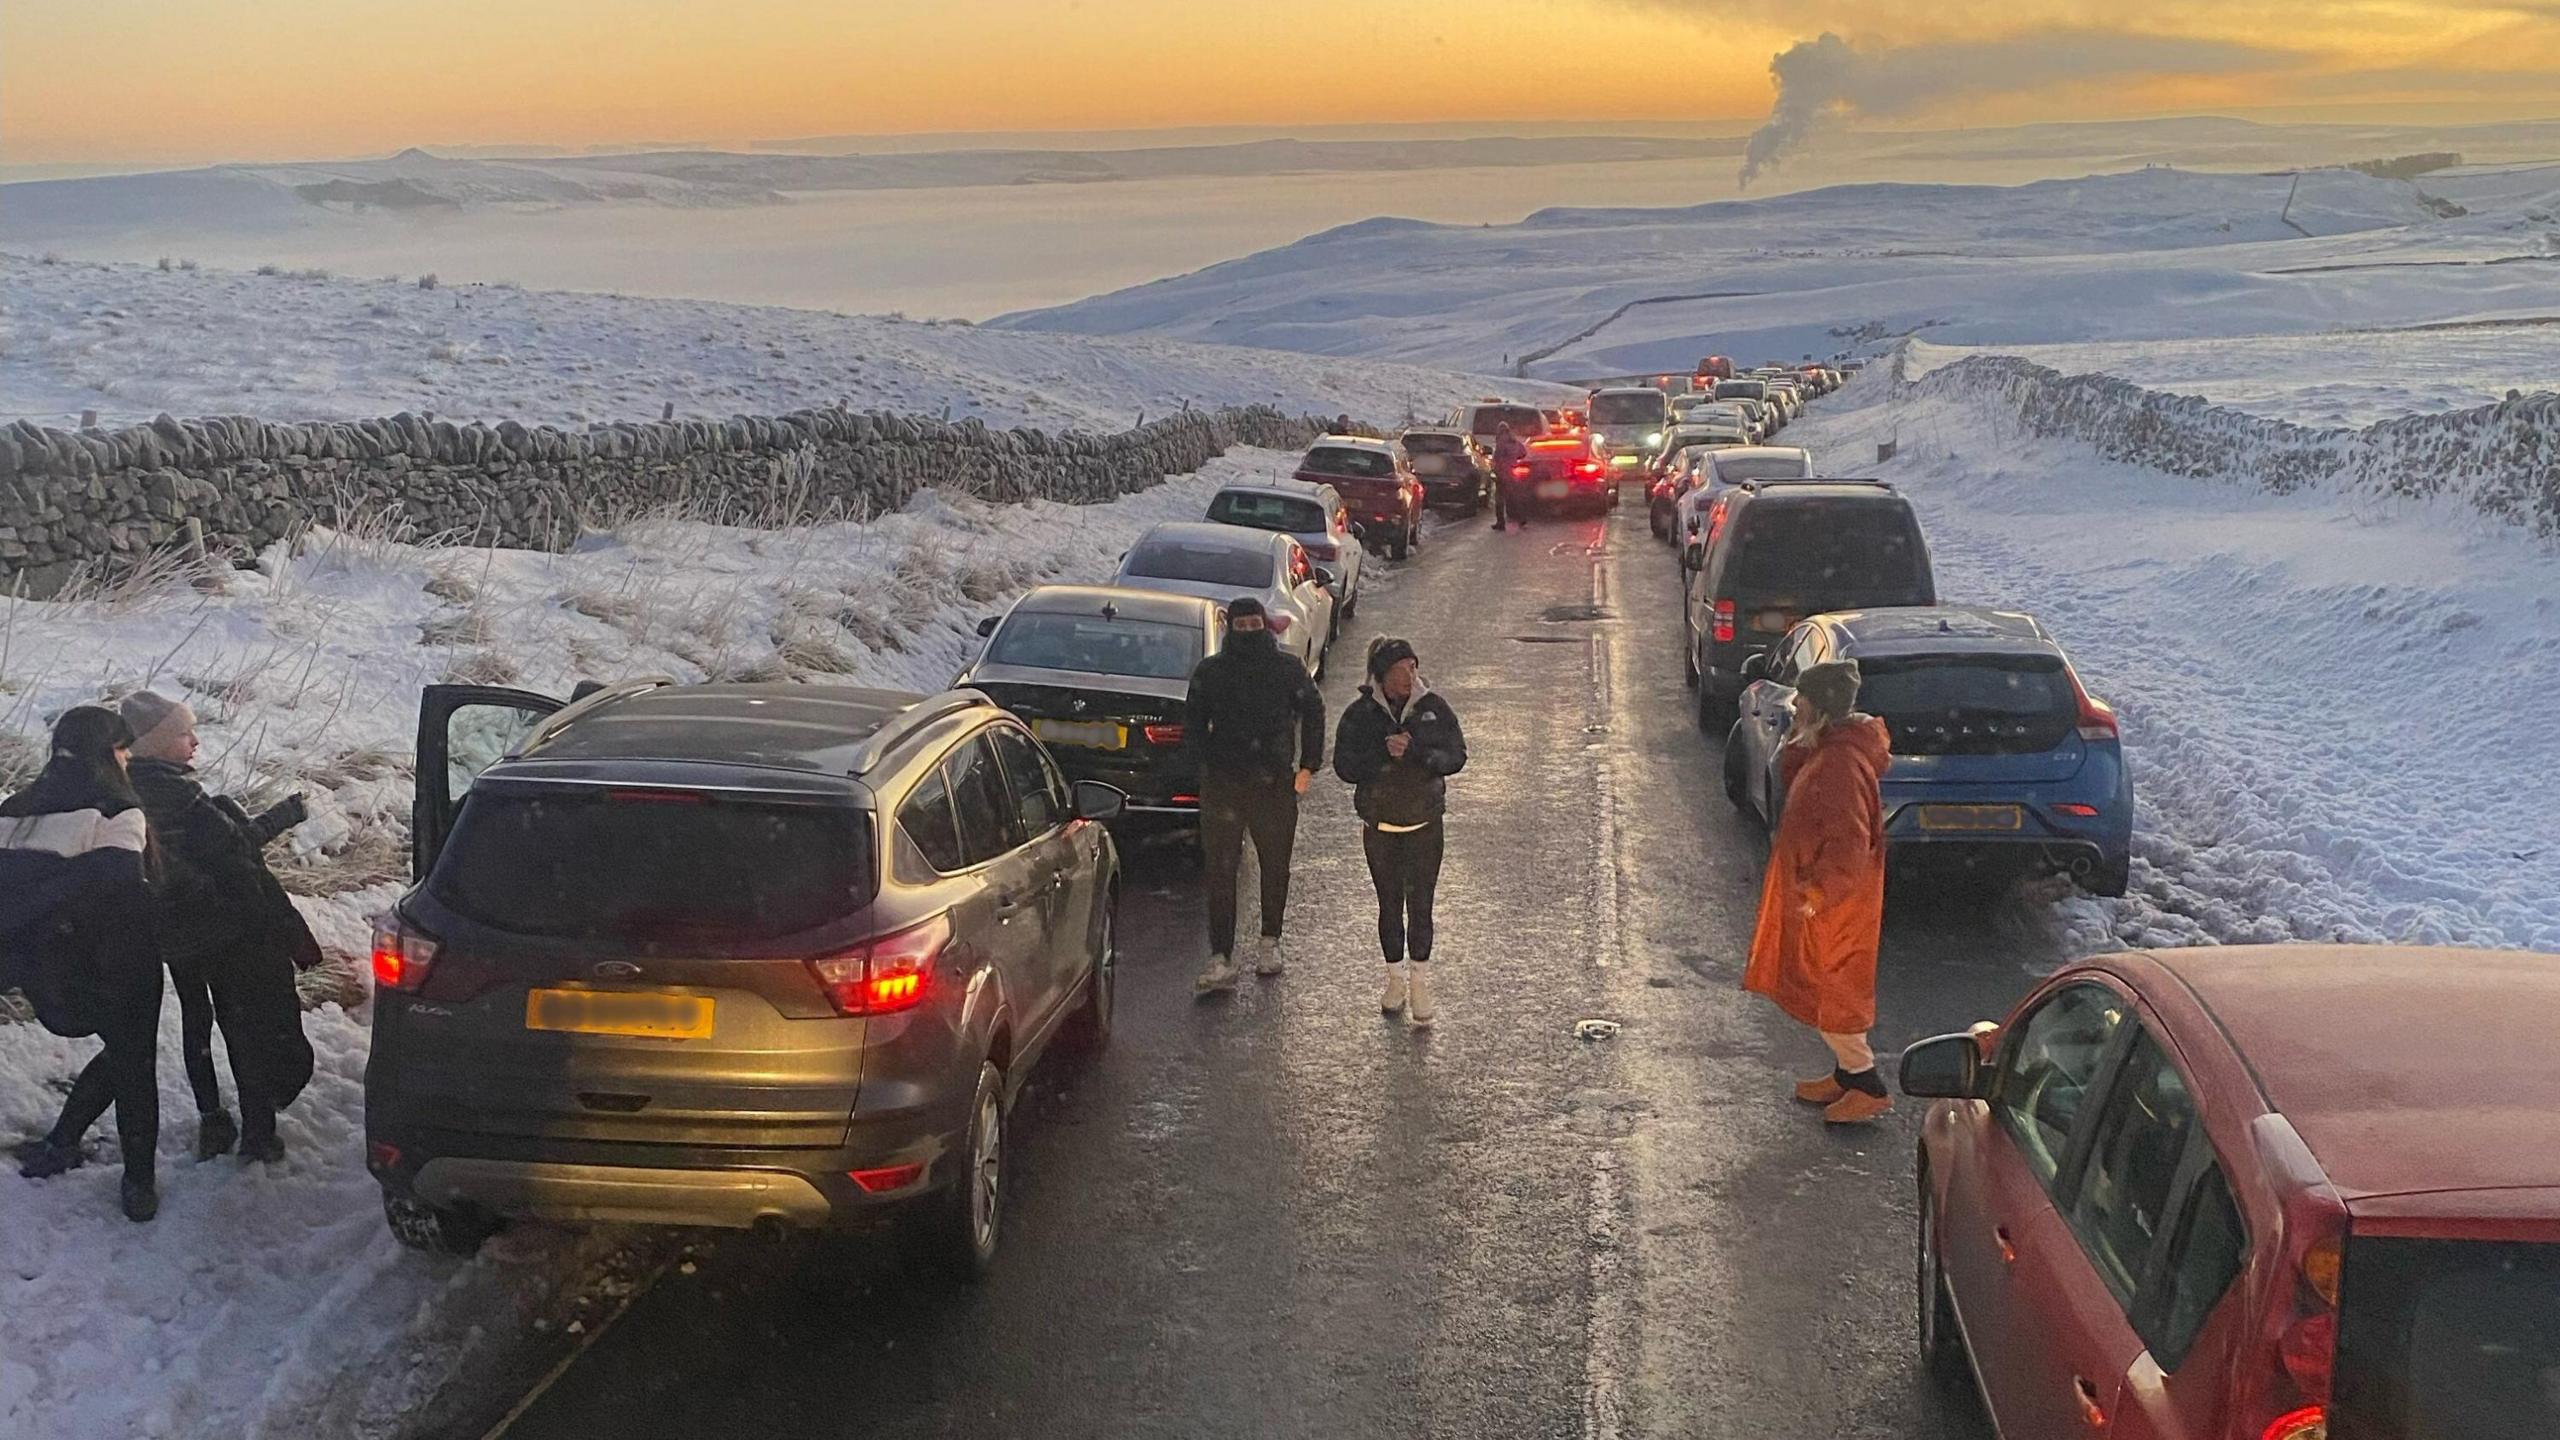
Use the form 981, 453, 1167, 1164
365, 680, 1123, 1279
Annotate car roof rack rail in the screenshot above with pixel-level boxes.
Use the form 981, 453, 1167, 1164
523, 675, 679, 750
848, 688, 994, 775
1737, 476, 1895, 492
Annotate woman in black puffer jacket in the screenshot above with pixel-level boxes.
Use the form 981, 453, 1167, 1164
1332, 638, 1467, 1027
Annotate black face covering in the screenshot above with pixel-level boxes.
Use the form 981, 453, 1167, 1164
1228, 628, 1280, 656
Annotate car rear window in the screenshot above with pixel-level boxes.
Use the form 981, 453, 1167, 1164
1470, 406, 1544, 438
1716, 380, 1768, 401
1402, 432, 1465, 454
1856, 654, 2076, 755
1731, 499, 1926, 605
1590, 392, 1665, 425
2337, 1237, 2560, 1440
430, 791, 875, 944
986, 611, 1203, 680
1714, 454, 1811, 484
1124, 539, 1274, 589
1301, 445, 1393, 479
1207, 490, 1329, 532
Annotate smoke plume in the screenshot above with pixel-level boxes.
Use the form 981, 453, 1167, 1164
1738, 28, 2296, 188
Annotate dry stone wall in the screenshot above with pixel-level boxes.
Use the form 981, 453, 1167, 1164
0, 404, 1331, 597
1895, 350, 2560, 540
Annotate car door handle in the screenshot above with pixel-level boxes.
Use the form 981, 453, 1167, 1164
1994, 1225, 2018, 1264
2073, 1376, 2107, 1428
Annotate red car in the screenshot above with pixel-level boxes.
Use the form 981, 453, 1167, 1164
1509, 435, 1613, 518
1293, 436, 1424, 558
1902, 944, 2560, 1440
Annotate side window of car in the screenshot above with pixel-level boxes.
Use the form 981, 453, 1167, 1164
946, 733, 1021, 866
1773, 627, 1814, 685
988, 726, 1065, 839
2139, 1163, 2247, 1370
898, 764, 966, 874
1993, 982, 2128, 1189
2067, 1029, 2204, 1303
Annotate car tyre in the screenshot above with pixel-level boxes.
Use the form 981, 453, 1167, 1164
1722, 731, 1750, 810
383, 1193, 500, 1257
924, 1062, 1006, 1282
1067, 896, 1117, 1052
1918, 1181, 1970, 1388
2083, 854, 2132, 899
1696, 677, 1733, 733
1649, 507, 1669, 540
1681, 630, 1700, 689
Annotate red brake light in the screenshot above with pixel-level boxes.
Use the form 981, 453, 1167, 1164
1142, 722, 1183, 747
809, 914, 951, 1017
1265, 612, 1293, 635
1510, 463, 1529, 479
2054, 802, 2100, 818
2068, 665, 2119, 741
2260, 1405, 2326, 1440
1712, 599, 1737, 644
849, 1162, 926, 1194
366, 1141, 402, 1173
370, 913, 439, 993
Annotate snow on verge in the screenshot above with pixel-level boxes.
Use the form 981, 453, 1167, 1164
0, 450, 1299, 1440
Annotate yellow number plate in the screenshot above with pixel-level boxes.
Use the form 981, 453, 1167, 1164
525, 987, 714, 1039
1032, 718, 1126, 750
1915, 805, 2024, 833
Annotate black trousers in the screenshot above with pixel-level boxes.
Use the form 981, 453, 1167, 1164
1362, 821, 1445, 963
1201, 773, 1299, 956
172, 955, 278, 1143
49, 971, 164, 1187
1492, 476, 1530, 526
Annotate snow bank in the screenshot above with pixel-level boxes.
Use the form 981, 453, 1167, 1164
0, 451, 1300, 1439
1895, 348, 2560, 539
1790, 372, 2560, 959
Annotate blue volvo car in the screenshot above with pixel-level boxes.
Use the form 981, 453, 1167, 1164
1721, 605, 2133, 895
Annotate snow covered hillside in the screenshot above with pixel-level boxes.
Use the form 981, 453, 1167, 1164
1786, 366, 2560, 960
0, 452, 1315, 1440
0, 253, 1567, 432
1001, 166, 2560, 377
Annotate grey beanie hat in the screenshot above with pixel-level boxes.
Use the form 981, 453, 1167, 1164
1794, 659, 1863, 723
120, 690, 197, 760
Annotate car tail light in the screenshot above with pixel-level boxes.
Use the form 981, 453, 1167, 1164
1171, 793, 1200, 804
809, 914, 951, 1017
2261, 1407, 2326, 1440
849, 1162, 926, 1194
2054, 802, 2100, 818
1510, 464, 1530, 480
1712, 599, 1737, 644
2242, 1117, 2347, 1440
1576, 461, 1602, 478
2068, 665, 2120, 741
366, 1141, 402, 1173
1265, 613, 1293, 635
1142, 723, 1183, 747
370, 912, 439, 993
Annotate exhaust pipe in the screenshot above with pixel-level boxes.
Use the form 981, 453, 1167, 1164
751, 1214, 792, 1245
2067, 855, 2095, 879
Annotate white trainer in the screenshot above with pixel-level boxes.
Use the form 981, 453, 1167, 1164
1407, 964, 1436, 1026
1253, 934, 1287, 977
1379, 961, 1409, 1014
1194, 953, 1240, 995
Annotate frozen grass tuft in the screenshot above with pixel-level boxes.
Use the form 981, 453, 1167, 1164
0, 731, 41, 792
441, 650, 521, 686
418, 608, 496, 648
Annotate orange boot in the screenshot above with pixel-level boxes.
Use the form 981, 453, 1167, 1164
1823, 1087, 1894, 1125
1793, 1074, 1846, 1105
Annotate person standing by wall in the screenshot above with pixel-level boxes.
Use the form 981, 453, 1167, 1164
1742, 660, 1894, 1124
120, 692, 319, 1163
1184, 597, 1326, 995
0, 707, 167, 1221
1333, 638, 1466, 1026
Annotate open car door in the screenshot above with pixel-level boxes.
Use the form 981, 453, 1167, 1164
411, 684, 562, 882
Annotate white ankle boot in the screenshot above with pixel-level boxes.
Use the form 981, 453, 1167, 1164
1379, 961, 1409, 1014
1253, 934, 1287, 977
1195, 953, 1240, 995
1407, 964, 1435, 1026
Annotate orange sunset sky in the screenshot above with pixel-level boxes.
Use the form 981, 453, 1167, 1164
5, 0, 2556, 168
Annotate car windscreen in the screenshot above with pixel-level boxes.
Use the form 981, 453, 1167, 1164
1731, 500, 1927, 605
1401, 433, 1465, 454
1207, 490, 1329, 532
1299, 445, 1394, 480
430, 791, 875, 944
1716, 380, 1768, 401
1123, 539, 1274, 589
1590, 393, 1665, 425
2337, 1237, 2560, 1440
1853, 654, 2076, 754
987, 611, 1203, 680
1714, 455, 1811, 484
1470, 406, 1545, 438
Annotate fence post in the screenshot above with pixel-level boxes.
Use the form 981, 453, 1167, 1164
1876, 439, 1900, 463
662, 401, 675, 421
80, 409, 97, 428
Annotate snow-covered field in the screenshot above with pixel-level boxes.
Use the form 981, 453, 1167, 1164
1003, 165, 2560, 379
1906, 324, 2560, 427
1789, 367, 2560, 960
0, 451, 1307, 1439
0, 253, 1564, 433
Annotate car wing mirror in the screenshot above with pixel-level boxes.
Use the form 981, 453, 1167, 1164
1682, 540, 1704, 568
1898, 1032, 1994, 1100
975, 615, 1001, 638
1071, 779, 1128, 823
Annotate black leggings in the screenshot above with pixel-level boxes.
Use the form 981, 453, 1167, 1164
1493, 477, 1529, 526
1362, 822, 1445, 963
172, 957, 277, 1142
49, 972, 164, 1187
1201, 774, 1299, 956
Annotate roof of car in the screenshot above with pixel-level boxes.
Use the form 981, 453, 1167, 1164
523, 683, 925, 775
1589, 385, 1663, 396
1215, 480, 1332, 499
1730, 479, 1900, 504
1399, 426, 1465, 437
1709, 446, 1812, 462
1819, 605, 2054, 656
1135, 520, 1290, 550
2128, 945, 2560, 1201
1009, 585, 1220, 625
1310, 435, 1391, 452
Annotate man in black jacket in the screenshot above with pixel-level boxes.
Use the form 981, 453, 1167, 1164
122, 691, 318, 1163
1333, 637, 1466, 1025
1183, 597, 1326, 994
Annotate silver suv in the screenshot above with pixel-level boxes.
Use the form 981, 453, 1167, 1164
364, 680, 1123, 1279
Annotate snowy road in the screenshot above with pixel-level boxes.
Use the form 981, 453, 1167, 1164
448, 503, 2045, 1440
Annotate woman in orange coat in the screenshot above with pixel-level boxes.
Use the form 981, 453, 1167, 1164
1743, 659, 1894, 1124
